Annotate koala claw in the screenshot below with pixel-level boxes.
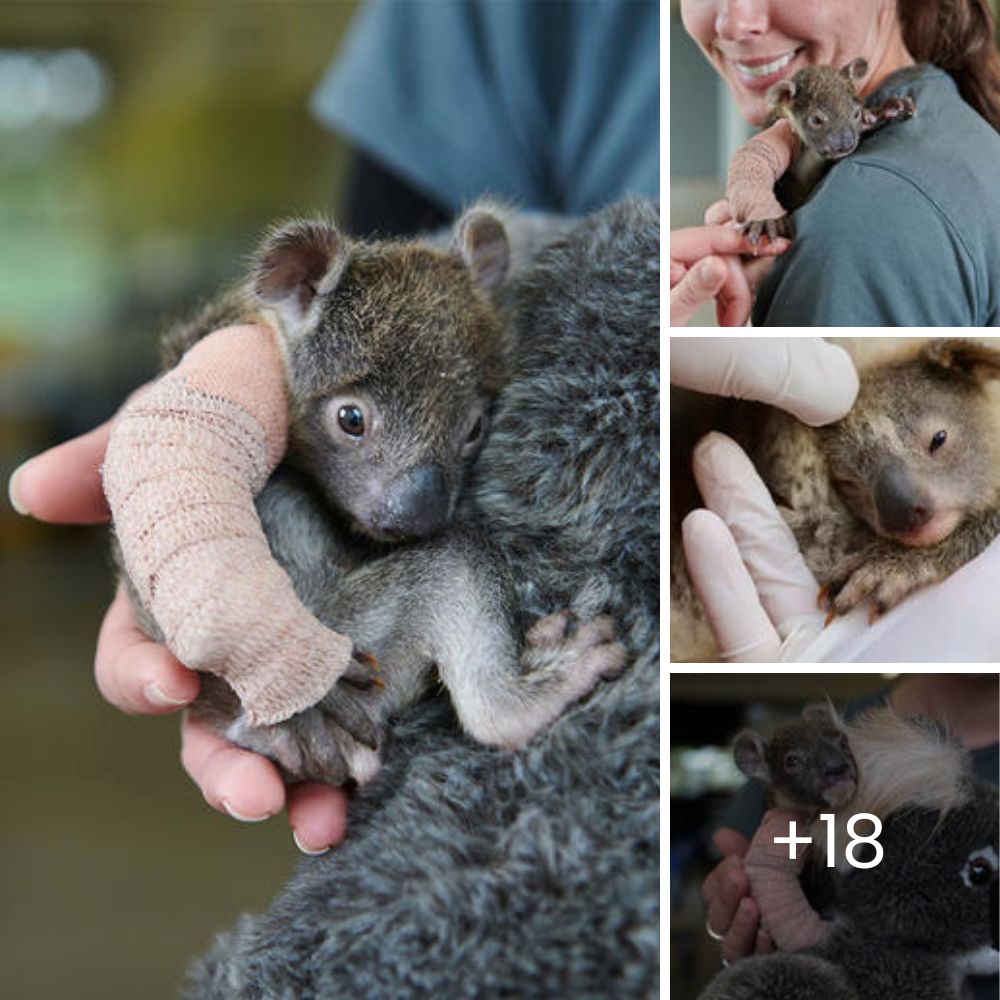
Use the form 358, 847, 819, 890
742, 215, 794, 249
341, 648, 383, 689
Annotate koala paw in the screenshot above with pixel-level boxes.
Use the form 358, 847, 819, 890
226, 675, 384, 786
741, 215, 794, 248
820, 543, 943, 623
524, 611, 627, 691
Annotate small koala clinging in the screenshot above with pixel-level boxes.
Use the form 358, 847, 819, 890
734, 703, 858, 812
757, 338, 1000, 620
726, 58, 915, 244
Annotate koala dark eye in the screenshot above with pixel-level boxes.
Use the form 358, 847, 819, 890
784, 752, 802, 771
852, 106, 862, 121
807, 112, 827, 129
967, 857, 993, 886
929, 429, 947, 453
337, 404, 366, 437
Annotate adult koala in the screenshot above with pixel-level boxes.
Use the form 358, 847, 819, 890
700, 714, 999, 1000
185, 199, 660, 999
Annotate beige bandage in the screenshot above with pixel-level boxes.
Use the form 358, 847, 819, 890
725, 119, 799, 224
742, 810, 828, 952
102, 324, 353, 726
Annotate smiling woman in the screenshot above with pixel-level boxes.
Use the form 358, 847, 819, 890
677, 0, 1000, 326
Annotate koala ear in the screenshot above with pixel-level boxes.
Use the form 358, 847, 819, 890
733, 731, 770, 782
841, 58, 868, 84
253, 219, 350, 337
922, 339, 1000, 386
766, 78, 796, 112
452, 207, 510, 295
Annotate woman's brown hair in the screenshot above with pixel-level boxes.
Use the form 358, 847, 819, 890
899, 0, 1000, 131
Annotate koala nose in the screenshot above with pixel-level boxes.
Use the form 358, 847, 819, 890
874, 464, 933, 535
823, 759, 850, 780
822, 126, 859, 158
373, 464, 449, 538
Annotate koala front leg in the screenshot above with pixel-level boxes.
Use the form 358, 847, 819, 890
861, 95, 916, 133
823, 509, 1000, 619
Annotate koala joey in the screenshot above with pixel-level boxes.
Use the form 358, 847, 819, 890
741, 57, 915, 244
142, 200, 654, 785
734, 703, 858, 813
755, 338, 1000, 622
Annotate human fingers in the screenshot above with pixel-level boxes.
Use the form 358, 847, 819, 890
670, 225, 758, 265
692, 433, 820, 630
669, 338, 858, 426
702, 852, 750, 941
670, 255, 729, 326
705, 199, 734, 226
287, 782, 350, 855
180, 711, 286, 821
714, 254, 754, 327
723, 895, 765, 964
682, 507, 781, 662
8, 420, 114, 524
95, 583, 200, 714
713, 826, 751, 859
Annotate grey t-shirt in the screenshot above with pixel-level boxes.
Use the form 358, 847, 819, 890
310, 0, 659, 215
753, 64, 1000, 326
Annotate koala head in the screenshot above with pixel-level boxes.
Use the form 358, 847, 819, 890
835, 777, 998, 960
734, 703, 858, 810
767, 58, 868, 160
250, 206, 510, 541
820, 339, 1000, 547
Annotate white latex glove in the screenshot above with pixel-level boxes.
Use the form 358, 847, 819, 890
683, 432, 1000, 662
670, 337, 858, 427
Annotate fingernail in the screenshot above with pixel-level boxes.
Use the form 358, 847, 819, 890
7, 461, 31, 516
292, 830, 330, 856
222, 800, 272, 823
143, 682, 190, 708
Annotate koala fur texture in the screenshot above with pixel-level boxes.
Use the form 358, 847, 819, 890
700, 709, 999, 1000
671, 338, 1000, 661
183, 198, 660, 998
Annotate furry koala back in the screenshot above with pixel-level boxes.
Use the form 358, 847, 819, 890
184, 199, 661, 999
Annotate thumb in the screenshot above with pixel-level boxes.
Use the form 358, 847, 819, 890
670, 256, 726, 325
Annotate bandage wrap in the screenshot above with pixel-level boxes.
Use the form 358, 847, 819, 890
725, 120, 796, 224
102, 325, 353, 726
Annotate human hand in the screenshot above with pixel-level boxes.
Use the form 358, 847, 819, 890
8, 421, 349, 853
682, 432, 1000, 662
670, 337, 859, 426
670, 225, 790, 327
702, 827, 775, 964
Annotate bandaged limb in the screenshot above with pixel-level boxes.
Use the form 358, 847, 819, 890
102, 324, 364, 727
742, 810, 829, 952
725, 119, 799, 244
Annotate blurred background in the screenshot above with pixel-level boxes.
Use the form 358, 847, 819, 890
668, 671, 900, 999
0, 3, 362, 997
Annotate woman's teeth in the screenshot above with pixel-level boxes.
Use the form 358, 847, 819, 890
736, 51, 796, 78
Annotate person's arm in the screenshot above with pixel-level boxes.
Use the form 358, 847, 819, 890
8, 422, 350, 854
753, 161, 978, 326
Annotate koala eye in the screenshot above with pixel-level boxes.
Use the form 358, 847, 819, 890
962, 848, 998, 888
852, 106, 862, 121
784, 752, 802, 771
337, 404, 366, 437
929, 429, 947, 454
807, 112, 827, 129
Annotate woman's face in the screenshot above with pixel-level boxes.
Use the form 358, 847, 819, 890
680, 0, 898, 125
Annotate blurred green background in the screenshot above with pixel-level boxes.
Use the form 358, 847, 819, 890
0, 3, 361, 997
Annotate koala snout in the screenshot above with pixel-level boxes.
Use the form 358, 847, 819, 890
874, 463, 933, 535
372, 464, 450, 539
820, 126, 859, 159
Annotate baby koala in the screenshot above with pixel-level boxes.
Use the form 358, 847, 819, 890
756, 339, 1000, 621
727, 57, 915, 245
734, 703, 859, 813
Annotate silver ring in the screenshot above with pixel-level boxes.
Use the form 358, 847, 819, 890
705, 917, 725, 942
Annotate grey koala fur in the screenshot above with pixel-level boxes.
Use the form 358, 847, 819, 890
698, 766, 999, 1000
183, 198, 660, 997
120, 203, 628, 781
671, 338, 1000, 660
734, 703, 858, 812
